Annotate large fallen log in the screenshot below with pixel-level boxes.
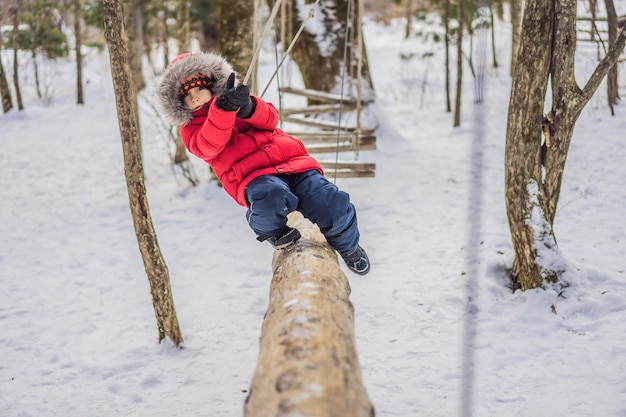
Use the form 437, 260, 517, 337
244, 212, 374, 417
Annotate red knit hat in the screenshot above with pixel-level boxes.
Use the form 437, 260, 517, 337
178, 73, 214, 98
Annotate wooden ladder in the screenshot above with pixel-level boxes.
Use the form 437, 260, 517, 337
280, 87, 376, 178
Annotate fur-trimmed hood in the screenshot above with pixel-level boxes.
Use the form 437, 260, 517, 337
156, 52, 235, 125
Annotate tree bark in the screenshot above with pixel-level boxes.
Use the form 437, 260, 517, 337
544, 3, 626, 225
0, 30, 13, 113
444, 0, 451, 112
74, 0, 84, 105
505, 0, 554, 290
453, 0, 464, 127
490, 6, 498, 68
244, 212, 374, 417
604, 0, 618, 113
218, 0, 256, 91
273, 0, 374, 100
505, 0, 626, 290
11, 0, 24, 111
176, 0, 191, 54
405, 0, 413, 39
510, 0, 523, 76
103, 0, 184, 346
125, 0, 146, 92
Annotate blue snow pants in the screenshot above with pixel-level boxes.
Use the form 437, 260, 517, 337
245, 170, 360, 253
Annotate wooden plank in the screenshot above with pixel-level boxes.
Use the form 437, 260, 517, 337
284, 116, 376, 134
282, 103, 356, 116
287, 132, 376, 143
283, 115, 354, 131
280, 86, 360, 105
305, 137, 377, 154
324, 168, 376, 179
319, 161, 376, 178
244, 213, 375, 417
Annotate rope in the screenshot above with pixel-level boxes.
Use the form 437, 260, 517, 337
354, 0, 363, 157
332, 0, 353, 183
260, 0, 321, 98
249, 0, 363, 182
243, 0, 284, 86
271, 0, 285, 128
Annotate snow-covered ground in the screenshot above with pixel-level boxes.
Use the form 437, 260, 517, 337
1, 9, 625, 417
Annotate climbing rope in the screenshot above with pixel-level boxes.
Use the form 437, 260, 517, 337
243, 0, 284, 86
260, 0, 321, 98
246, 0, 365, 182
332, 0, 354, 182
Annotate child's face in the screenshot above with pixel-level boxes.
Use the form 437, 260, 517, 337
183, 86, 213, 111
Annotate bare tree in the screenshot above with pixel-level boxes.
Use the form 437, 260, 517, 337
218, 0, 255, 90
160, 0, 200, 183
125, 0, 146, 92
489, 5, 498, 68
0, 28, 14, 113
444, 0, 452, 112
505, 0, 626, 290
509, 0, 522, 76
453, 0, 464, 127
273, 0, 374, 98
604, 0, 619, 113
176, 0, 191, 54
10, 0, 24, 110
102, 0, 184, 346
73, 0, 84, 105
405, 0, 413, 39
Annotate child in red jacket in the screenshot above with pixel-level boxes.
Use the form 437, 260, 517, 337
156, 52, 369, 275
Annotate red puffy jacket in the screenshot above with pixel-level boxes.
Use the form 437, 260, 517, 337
180, 96, 323, 206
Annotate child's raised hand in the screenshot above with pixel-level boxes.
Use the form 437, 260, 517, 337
216, 73, 254, 118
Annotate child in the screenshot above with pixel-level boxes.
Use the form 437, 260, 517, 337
156, 52, 370, 275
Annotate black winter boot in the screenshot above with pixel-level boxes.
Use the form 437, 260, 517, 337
259, 227, 301, 250
340, 245, 370, 275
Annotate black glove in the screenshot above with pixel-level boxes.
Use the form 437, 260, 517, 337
216, 72, 255, 118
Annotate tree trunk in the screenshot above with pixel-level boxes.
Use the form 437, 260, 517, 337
218, 0, 256, 91
274, 0, 374, 99
74, 0, 84, 105
32, 50, 42, 100
505, 0, 626, 290
176, 0, 191, 54
244, 212, 374, 417
405, 0, 413, 39
510, 0, 523, 76
505, 0, 554, 290
589, 0, 597, 40
125, 0, 146, 92
453, 0, 463, 127
0, 32, 13, 113
11, 0, 24, 111
160, 4, 170, 69
604, 0, 618, 113
490, 6, 498, 68
543, 0, 626, 225
444, 0, 451, 112
103, 0, 184, 347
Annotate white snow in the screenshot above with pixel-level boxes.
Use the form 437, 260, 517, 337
1, 10, 626, 417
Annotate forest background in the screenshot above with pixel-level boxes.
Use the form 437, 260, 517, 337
1, 0, 626, 416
